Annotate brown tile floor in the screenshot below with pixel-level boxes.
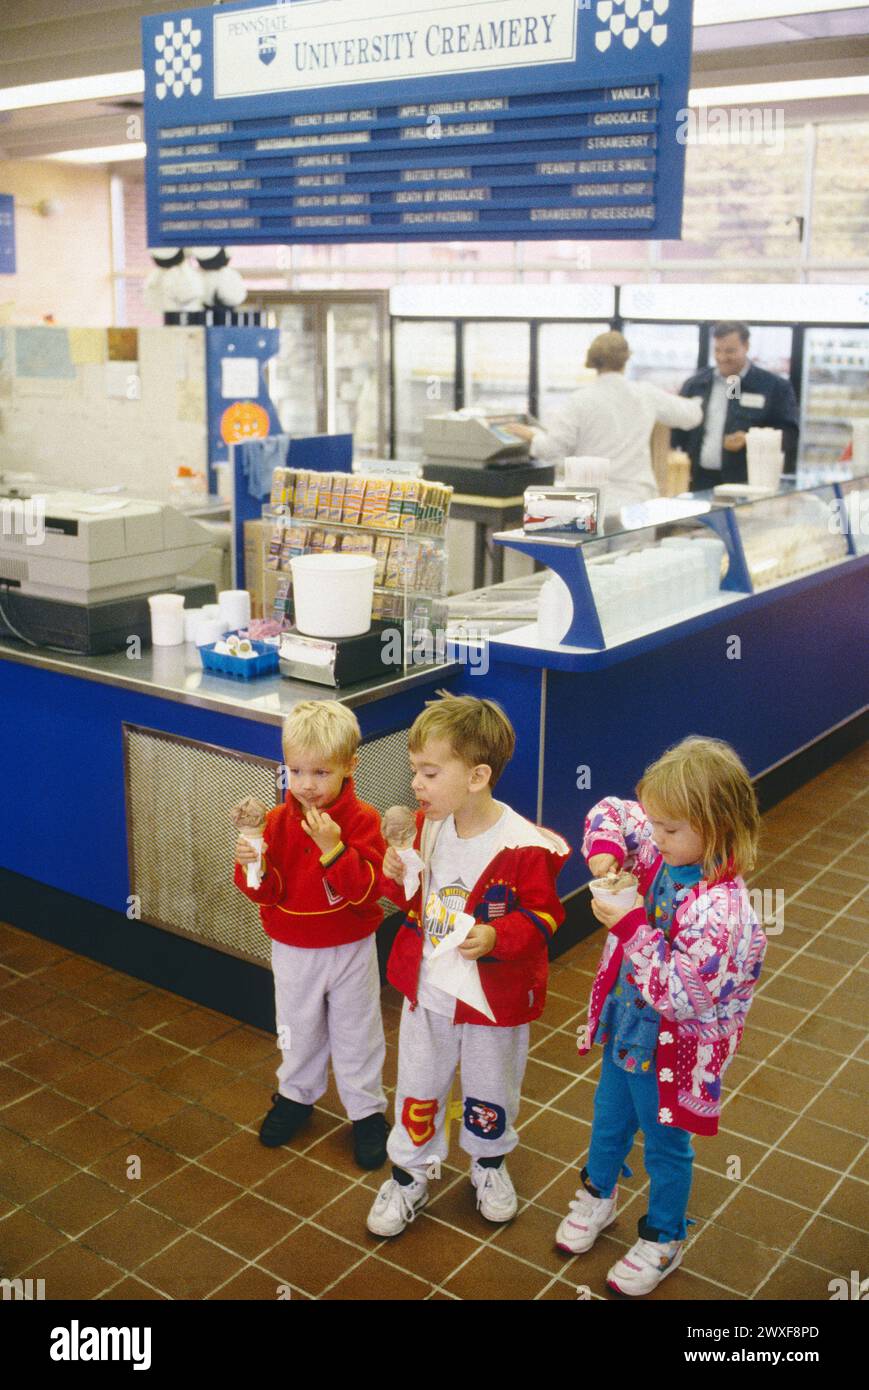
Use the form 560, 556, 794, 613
0, 745, 866, 1300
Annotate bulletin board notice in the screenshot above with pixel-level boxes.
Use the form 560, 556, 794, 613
0, 195, 15, 273
143, 0, 693, 246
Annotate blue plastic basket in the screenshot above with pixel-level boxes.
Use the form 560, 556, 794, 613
199, 638, 279, 681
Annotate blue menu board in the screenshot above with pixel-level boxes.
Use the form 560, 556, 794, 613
0, 195, 15, 273
143, 0, 693, 246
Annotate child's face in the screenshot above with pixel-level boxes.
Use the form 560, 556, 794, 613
409, 737, 489, 821
645, 801, 705, 868
284, 745, 353, 811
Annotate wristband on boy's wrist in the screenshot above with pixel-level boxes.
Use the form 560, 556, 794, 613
319, 841, 345, 867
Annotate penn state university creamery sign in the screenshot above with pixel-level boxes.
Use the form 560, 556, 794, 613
143, 0, 692, 246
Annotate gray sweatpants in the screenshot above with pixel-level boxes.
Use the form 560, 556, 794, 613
387, 997, 529, 1177
271, 935, 386, 1121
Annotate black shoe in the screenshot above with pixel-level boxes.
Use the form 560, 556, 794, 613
352, 1112, 389, 1169
259, 1093, 313, 1148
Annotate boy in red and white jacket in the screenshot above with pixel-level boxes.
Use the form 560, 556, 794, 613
234, 701, 389, 1170
366, 692, 569, 1238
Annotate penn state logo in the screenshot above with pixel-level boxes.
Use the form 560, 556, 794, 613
258, 34, 277, 65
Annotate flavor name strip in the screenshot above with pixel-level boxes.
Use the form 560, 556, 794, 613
153, 81, 663, 240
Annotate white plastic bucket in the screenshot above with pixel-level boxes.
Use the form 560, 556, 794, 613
148, 593, 185, 646
290, 553, 377, 638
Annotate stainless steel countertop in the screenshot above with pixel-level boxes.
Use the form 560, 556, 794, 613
0, 638, 459, 727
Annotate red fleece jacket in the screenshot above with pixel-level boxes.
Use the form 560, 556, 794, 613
233, 777, 385, 947
381, 806, 570, 1026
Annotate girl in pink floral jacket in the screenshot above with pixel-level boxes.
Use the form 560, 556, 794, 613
556, 737, 767, 1297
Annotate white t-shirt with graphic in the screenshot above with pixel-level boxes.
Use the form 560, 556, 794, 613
416, 806, 507, 1018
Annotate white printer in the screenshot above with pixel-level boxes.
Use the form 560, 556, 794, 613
0, 492, 215, 602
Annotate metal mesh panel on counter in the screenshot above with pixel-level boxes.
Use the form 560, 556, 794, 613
123, 721, 415, 963
123, 724, 280, 965
354, 726, 415, 816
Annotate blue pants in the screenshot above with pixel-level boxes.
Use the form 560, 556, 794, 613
586, 1044, 695, 1243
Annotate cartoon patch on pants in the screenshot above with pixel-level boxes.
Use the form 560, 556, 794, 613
463, 1097, 506, 1140
402, 1097, 438, 1146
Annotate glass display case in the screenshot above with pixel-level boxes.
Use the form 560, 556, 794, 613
800, 328, 869, 472
622, 321, 701, 394
463, 321, 531, 415
393, 319, 457, 460
483, 475, 865, 653
734, 487, 849, 590
537, 322, 609, 418
250, 291, 390, 460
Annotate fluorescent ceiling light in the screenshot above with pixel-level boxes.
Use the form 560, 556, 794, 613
0, 70, 144, 112
47, 143, 147, 164
690, 75, 869, 105
695, 0, 869, 23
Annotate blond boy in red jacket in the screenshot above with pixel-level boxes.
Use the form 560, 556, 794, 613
235, 701, 388, 1169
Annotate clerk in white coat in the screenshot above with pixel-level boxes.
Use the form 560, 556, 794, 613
508, 332, 703, 518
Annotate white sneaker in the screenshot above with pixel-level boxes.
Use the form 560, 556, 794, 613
607, 1236, 684, 1296
470, 1160, 518, 1222
366, 1175, 428, 1237
555, 1184, 618, 1254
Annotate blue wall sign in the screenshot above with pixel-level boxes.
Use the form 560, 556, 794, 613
143, 0, 693, 247
0, 195, 16, 274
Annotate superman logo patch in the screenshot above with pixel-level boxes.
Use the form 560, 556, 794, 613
402, 1096, 438, 1146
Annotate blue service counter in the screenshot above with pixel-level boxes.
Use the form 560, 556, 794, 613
0, 479, 866, 988
0, 642, 459, 937
450, 554, 869, 898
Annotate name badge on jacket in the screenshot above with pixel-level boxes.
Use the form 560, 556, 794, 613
740, 392, 767, 410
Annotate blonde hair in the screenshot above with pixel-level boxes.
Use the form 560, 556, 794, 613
408, 690, 516, 787
637, 736, 760, 881
586, 330, 631, 373
282, 700, 360, 767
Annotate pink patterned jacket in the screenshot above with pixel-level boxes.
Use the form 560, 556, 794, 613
578, 797, 767, 1136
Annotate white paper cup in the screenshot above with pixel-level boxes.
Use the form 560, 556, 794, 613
196, 617, 227, 646
184, 608, 204, 642
588, 877, 640, 910
148, 593, 185, 646
218, 589, 251, 631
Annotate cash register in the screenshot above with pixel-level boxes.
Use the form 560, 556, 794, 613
421, 410, 555, 498
0, 492, 217, 653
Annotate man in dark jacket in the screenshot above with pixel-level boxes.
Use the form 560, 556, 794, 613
673, 321, 800, 490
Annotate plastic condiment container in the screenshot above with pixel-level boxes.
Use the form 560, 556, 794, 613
290, 553, 377, 638
148, 593, 185, 647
